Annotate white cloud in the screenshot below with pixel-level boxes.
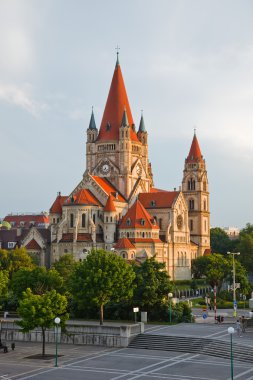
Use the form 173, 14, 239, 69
0, 83, 47, 117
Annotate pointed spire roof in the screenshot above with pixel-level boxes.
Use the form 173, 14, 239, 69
138, 112, 146, 132
88, 107, 97, 130
119, 200, 159, 229
97, 58, 139, 142
186, 131, 203, 163
121, 107, 129, 127
104, 193, 116, 212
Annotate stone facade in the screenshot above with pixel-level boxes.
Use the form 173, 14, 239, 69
49, 57, 210, 280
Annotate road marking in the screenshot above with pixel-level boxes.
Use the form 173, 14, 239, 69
110, 353, 190, 380
230, 367, 253, 379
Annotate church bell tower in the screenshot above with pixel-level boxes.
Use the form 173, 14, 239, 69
182, 132, 210, 256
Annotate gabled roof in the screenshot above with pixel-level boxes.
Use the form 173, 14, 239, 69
138, 191, 179, 209
97, 59, 139, 142
92, 176, 126, 202
65, 189, 102, 206
4, 214, 49, 227
186, 132, 203, 163
104, 194, 116, 212
50, 194, 68, 214
114, 237, 135, 249
25, 239, 41, 250
119, 200, 158, 230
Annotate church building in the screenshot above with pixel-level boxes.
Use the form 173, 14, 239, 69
49, 55, 210, 280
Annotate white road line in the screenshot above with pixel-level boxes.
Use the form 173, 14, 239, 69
110, 353, 190, 380
229, 367, 253, 379
125, 354, 200, 380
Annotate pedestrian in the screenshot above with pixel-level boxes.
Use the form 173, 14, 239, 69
236, 319, 242, 337
241, 315, 247, 333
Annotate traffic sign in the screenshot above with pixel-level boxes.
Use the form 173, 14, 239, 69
203, 314, 207, 319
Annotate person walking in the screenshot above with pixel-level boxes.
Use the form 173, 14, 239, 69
241, 315, 247, 333
236, 319, 242, 337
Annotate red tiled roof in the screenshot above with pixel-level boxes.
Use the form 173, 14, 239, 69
4, 214, 49, 228
150, 187, 168, 193
129, 238, 163, 243
104, 194, 116, 212
50, 195, 68, 214
92, 176, 125, 202
97, 62, 139, 142
25, 239, 41, 250
186, 133, 203, 163
59, 233, 93, 243
119, 200, 159, 230
114, 237, 135, 249
138, 191, 178, 209
65, 189, 102, 206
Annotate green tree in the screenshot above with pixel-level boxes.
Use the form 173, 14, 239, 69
52, 254, 76, 290
210, 227, 237, 254
17, 288, 68, 356
237, 223, 253, 273
70, 249, 135, 325
0, 270, 9, 297
132, 257, 172, 310
11, 267, 64, 298
0, 248, 35, 277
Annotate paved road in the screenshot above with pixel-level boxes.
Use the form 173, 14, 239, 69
1, 323, 253, 380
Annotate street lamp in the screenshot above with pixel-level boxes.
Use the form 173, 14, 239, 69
228, 327, 235, 380
168, 293, 173, 323
54, 317, 61, 367
227, 252, 240, 317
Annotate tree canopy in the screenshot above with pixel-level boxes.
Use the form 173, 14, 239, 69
0, 270, 9, 298
70, 249, 135, 324
132, 257, 172, 310
0, 248, 35, 277
11, 267, 64, 298
18, 288, 68, 355
210, 227, 237, 254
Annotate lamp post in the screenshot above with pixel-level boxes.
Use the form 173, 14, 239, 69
54, 317, 60, 367
228, 327, 235, 380
168, 293, 173, 323
227, 252, 240, 317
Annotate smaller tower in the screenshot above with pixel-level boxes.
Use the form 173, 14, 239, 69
86, 108, 98, 172
103, 194, 117, 249
182, 131, 210, 256
119, 107, 131, 195
137, 112, 147, 145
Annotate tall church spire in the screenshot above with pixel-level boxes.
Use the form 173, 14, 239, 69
97, 57, 138, 142
186, 131, 203, 163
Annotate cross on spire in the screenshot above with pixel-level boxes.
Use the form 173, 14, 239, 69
115, 45, 120, 66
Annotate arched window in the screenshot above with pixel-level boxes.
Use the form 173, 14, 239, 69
82, 213, 86, 228
126, 218, 131, 226
70, 213, 74, 228
188, 178, 195, 190
189, 199, 194, 210
203, 181, 207, 191
189, 219, 193, 231
203, 200, 207, 211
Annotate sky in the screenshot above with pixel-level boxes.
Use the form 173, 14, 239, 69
0, 0, 253, 228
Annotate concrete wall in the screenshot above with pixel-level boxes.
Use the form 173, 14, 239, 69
0, 320, 144, 348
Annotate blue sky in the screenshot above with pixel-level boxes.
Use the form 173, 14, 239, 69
1, 0, 253, 228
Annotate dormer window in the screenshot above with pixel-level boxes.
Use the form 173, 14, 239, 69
106, 122, 111, 131
140, 218, 145, 226
126, 218, 131, 226
150, 200, 156, 207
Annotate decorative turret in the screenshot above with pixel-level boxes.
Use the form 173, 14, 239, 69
87, 108, 98, 143
137, 112, 147, 145
121, 107, 129, 127
104, 193, 117, 247
86, 108, 98, 172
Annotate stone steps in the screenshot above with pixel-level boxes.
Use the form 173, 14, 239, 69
128, 334, 253, 363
